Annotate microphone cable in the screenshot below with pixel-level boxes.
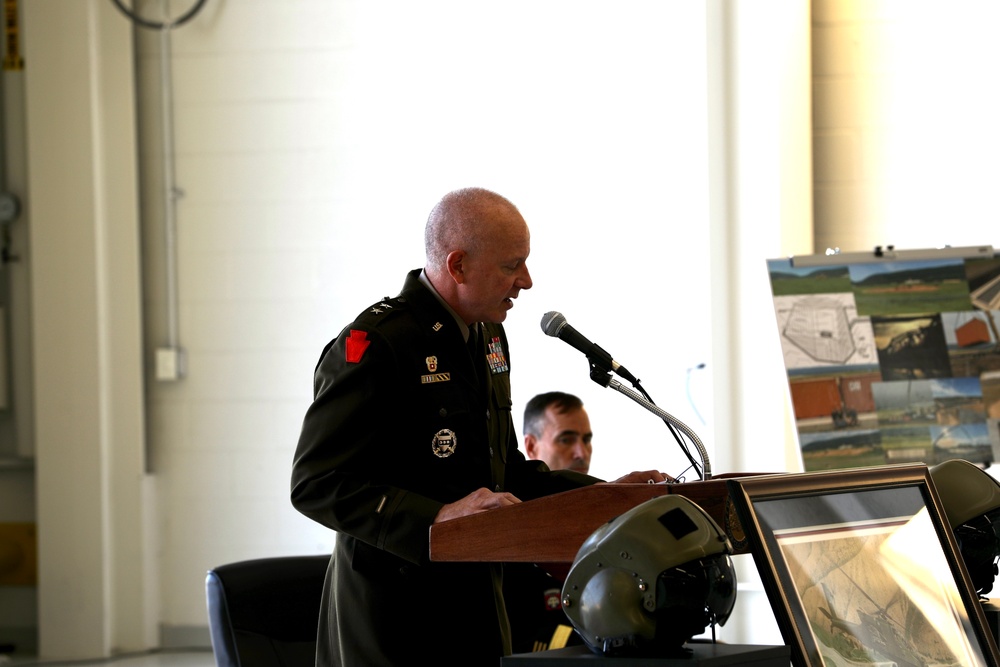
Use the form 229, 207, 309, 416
633, 380, 704, 481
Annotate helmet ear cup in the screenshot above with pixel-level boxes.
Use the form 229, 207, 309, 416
575, 568, 655, 655
655, 568, 713, 649
703, 554, 738, 624
954, 510, 1000, 596
655, 553, 738, 647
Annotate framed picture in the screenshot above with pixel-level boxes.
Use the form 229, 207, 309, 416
726, 463, 1000, 667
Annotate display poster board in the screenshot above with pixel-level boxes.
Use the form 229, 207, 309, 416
766, 245, 1000, 472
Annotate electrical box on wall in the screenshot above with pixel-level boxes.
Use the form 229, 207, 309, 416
155, 347, 184, 381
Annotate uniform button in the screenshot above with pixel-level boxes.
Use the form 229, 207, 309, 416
495, 485, 501, 492
485, 409, 490, 420
439, 408, 447, 417
489, 446, 494, 458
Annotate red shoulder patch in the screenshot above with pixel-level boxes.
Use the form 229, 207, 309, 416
346, 330, 371, 363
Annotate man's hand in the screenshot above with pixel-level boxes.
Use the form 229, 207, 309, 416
433, 487, 522, 523
608, 470, 675, 484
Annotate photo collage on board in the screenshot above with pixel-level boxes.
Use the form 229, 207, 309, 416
767, 253, 1000, 472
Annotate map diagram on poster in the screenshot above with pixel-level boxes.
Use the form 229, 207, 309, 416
767, 246, 1000, 472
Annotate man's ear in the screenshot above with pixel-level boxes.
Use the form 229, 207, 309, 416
445, 250, 467, 284
523, 434, 538, 459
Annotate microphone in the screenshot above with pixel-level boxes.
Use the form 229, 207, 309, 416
540, 311, 639, 385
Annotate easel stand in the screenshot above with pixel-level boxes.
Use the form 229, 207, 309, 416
502, 643, 790, 666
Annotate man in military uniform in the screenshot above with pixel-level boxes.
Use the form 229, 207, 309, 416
291, 187, 668, 666
506, 391, 595, 653
523, 391, 594, 475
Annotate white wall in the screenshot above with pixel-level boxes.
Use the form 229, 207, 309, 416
140, 0, 807, 650
21, 0, 1000, 653
812, 0, 1000, 251
17, 0, 812, 657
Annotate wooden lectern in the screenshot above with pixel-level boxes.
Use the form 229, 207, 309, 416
429, 474, 764, 565
431, 476, 789, 666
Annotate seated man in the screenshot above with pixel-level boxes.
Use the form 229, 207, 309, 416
506, 391, 593, 652
523, 391, 593, 475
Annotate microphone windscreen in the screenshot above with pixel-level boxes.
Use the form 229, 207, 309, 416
540, 311, 566, 337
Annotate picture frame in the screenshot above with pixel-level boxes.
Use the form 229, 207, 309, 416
726, 463, 1000, 667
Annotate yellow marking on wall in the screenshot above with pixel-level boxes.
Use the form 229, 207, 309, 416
3, 0, 24, 71
0, 522, 36, 586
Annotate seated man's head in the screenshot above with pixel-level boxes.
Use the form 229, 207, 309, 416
523, 392, 592, 474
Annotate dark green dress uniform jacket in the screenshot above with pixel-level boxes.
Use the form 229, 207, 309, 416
291, 269, 597, 667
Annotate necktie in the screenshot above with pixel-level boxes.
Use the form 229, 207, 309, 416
467, 324, 479, 358
468, 324, 482, 378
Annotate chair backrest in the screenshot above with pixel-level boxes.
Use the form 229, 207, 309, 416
205, 555, 329, 667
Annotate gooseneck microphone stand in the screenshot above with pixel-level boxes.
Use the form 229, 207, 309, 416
587, 361, 711, 481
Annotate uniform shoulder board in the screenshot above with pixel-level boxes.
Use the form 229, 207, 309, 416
354, 295, 406, 324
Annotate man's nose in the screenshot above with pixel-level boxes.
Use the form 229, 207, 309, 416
517, 263, 532, 290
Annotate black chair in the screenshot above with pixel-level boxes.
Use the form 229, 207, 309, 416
205, 555, 329, 667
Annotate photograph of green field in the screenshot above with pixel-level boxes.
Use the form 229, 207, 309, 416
799, 428, 885, 471
873, 424, 937, 464
848, 259, 973, 316
766, 259, 852, 296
